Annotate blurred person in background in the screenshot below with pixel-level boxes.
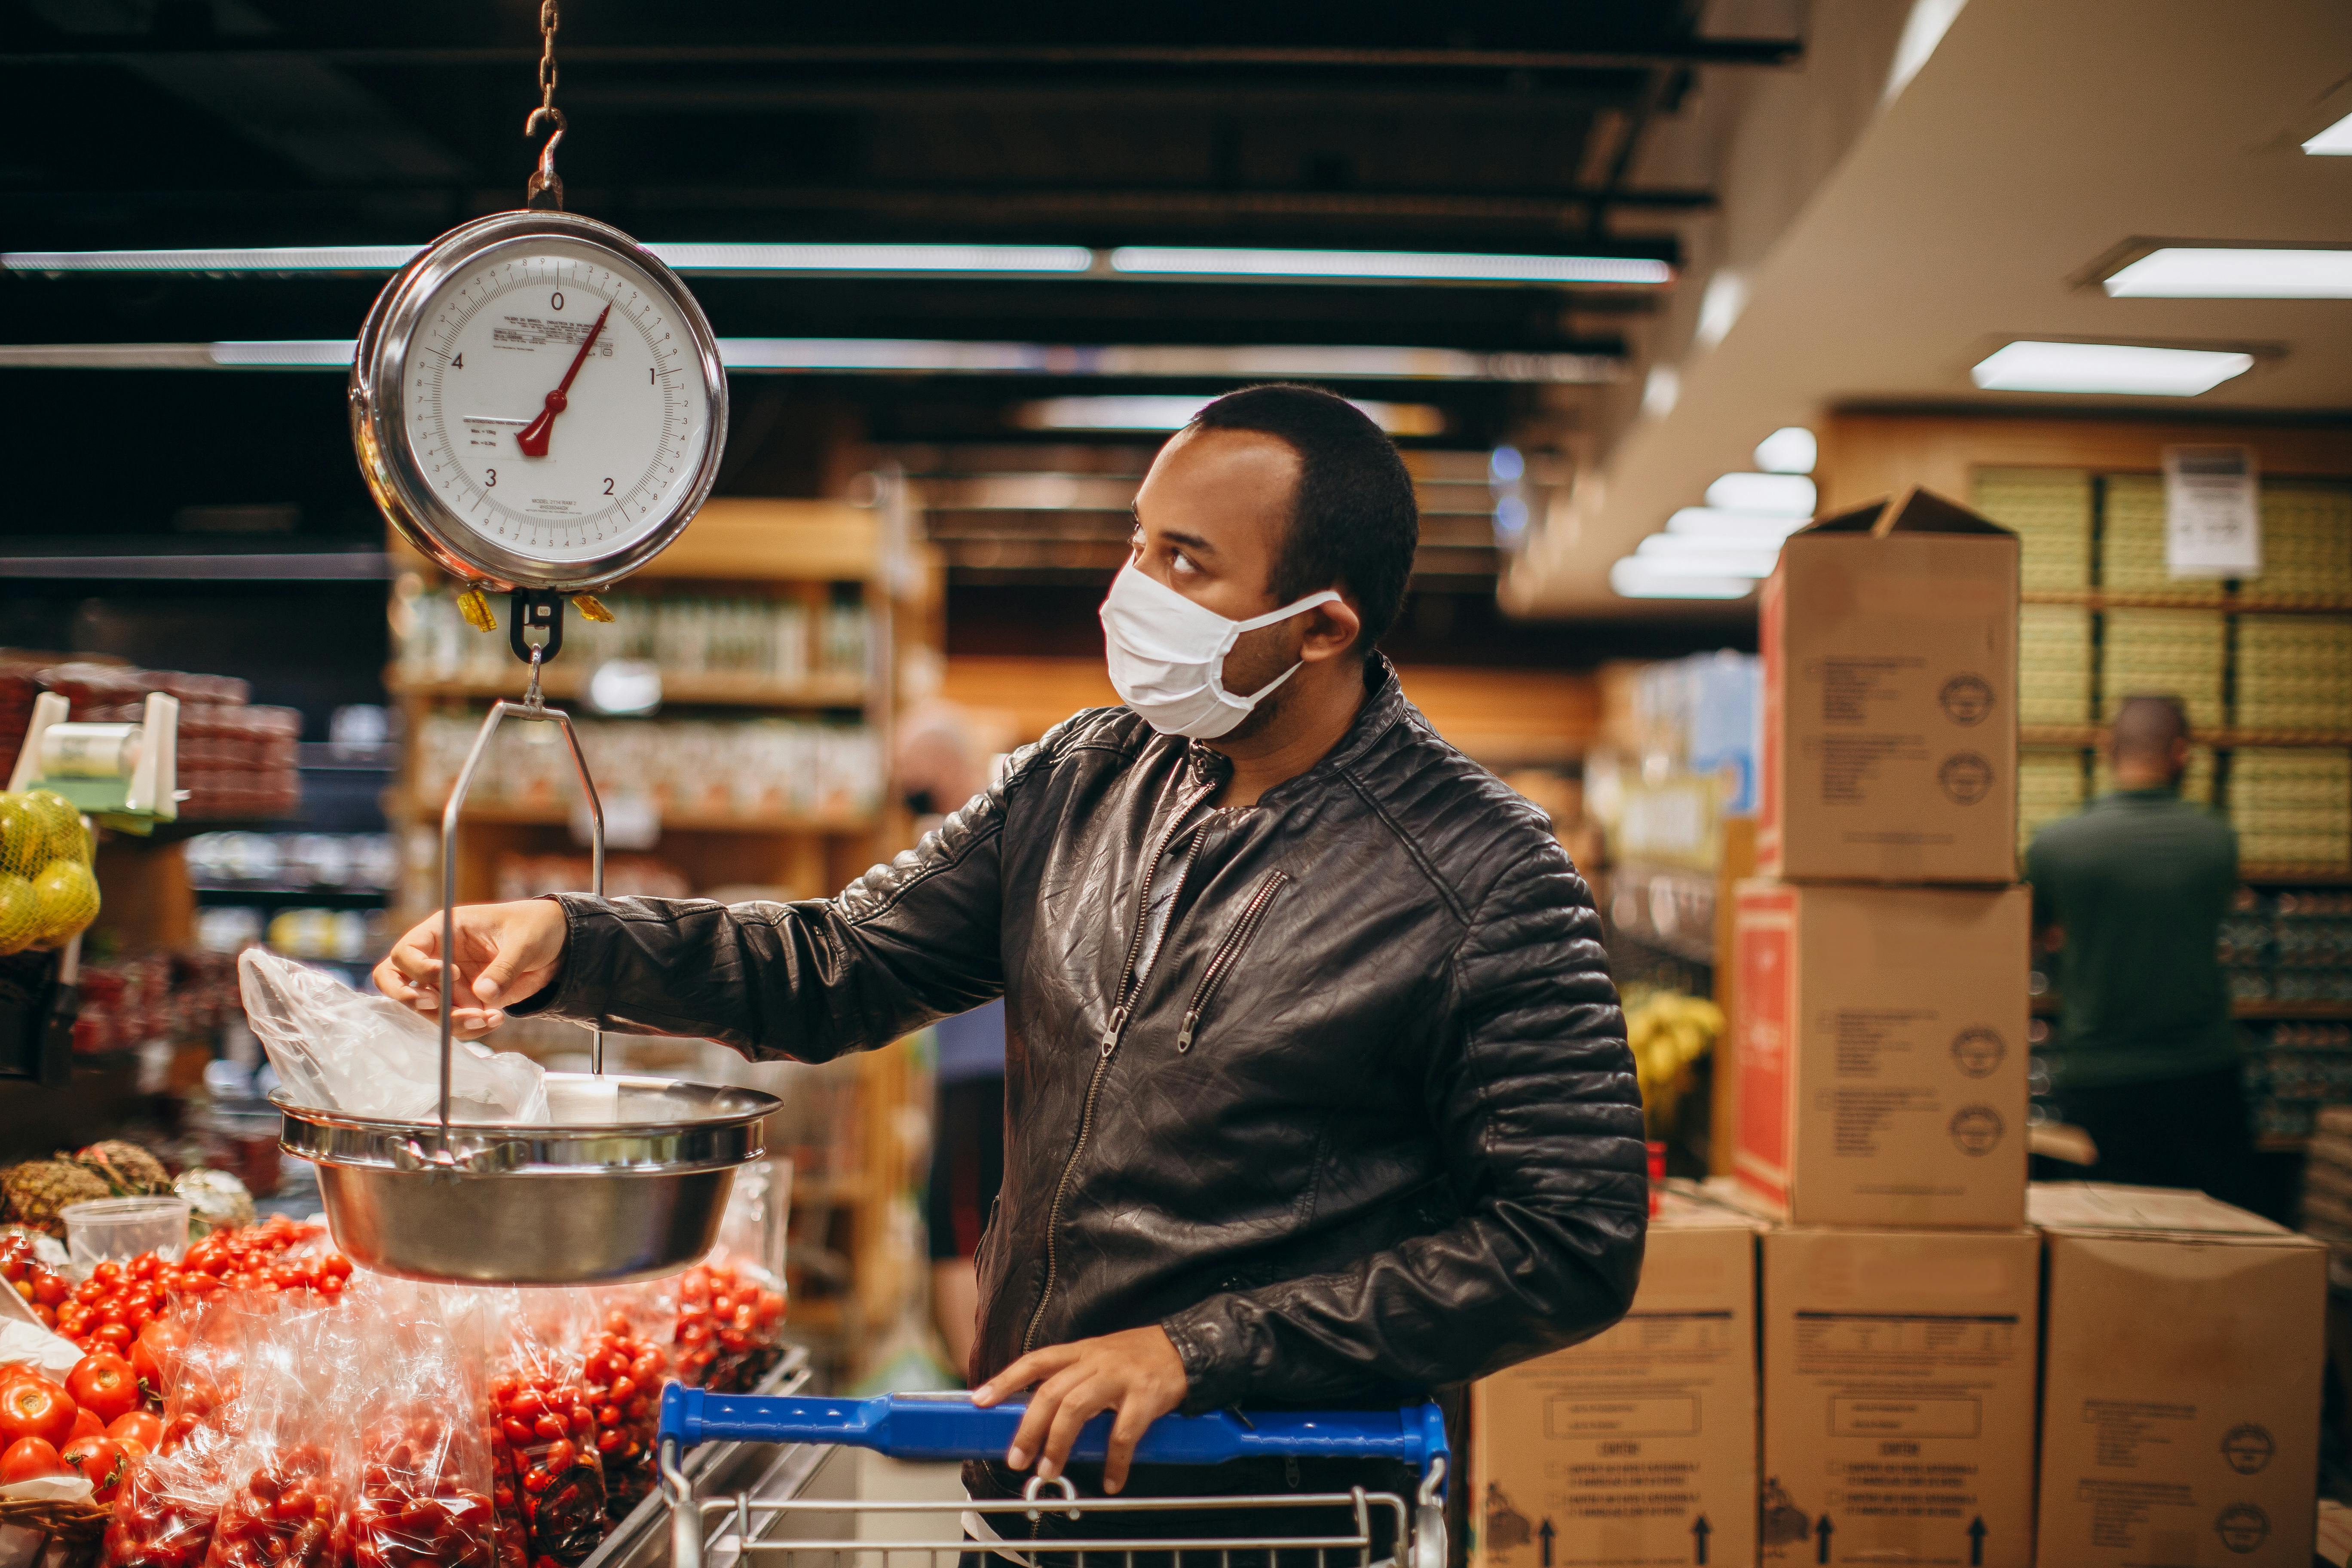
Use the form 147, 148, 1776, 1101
2026, 694, 2254, 1206
895, 695, 1009, 1378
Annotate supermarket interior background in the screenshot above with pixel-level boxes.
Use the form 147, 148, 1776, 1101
3, 1, 2352, 1565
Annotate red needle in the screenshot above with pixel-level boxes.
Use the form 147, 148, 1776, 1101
515, 302, 612, 459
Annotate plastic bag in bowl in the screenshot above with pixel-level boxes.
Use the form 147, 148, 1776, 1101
238, 949, 549, 1124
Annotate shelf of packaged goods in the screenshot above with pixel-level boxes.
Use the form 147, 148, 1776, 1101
386, 669, 870, 709
406, 797, 878, 835
2036, 996, 2352, 1020
192, 885, 389, 908
2019, 726, 2352, 749
2020, 589, 2352, 614
2241, 865, 2352, 885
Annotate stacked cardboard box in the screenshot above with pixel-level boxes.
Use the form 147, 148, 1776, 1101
1469, 1189, 1761, 1568
2235, 615, 2352, 732
2018, 748, 2086, 855
2101, 475, 2226, 600
2230, 748, 2352, 868
1969, 466, 2092, 592
2098, 606, 2227, 731
2248, 481, 2352, 601
2031, 1184, 2324, 1568
1742, 487, 2036, 1568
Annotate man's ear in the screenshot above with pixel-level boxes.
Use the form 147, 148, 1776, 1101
1298, 595, 1363, 664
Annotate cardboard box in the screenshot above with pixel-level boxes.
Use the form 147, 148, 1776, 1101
1471, 1191, 1760, 1568
1732, 880, 2029, 1228
1761, 1226, 2039, 1568
1759, 488, 2019, 884
2033, 1183, 2324, 1568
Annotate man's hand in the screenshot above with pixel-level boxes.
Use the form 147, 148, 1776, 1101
373, 900, 569, 1038
971, 1326, 1187, 1494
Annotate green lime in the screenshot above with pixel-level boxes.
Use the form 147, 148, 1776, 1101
0, 796, 39, 880
21, 791, 83, 867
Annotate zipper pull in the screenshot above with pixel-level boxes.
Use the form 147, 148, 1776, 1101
1176, 1010, 1200, 1053
1099, 1004, 1129, 1057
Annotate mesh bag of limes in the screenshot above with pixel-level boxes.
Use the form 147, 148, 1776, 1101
0, 790, 99, 956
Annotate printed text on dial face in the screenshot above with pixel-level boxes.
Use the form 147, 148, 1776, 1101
402, 242, 710, 565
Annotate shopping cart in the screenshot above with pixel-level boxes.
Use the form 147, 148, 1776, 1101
657, 1384, 1450, 1568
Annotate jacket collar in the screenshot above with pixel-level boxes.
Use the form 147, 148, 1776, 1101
1181, 654, 1409, 803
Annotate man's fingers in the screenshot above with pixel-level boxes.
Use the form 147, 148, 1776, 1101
1103, 1394, 1156, 1494
1035, 1374, 1112, 1482
974, 1344, 1077, 1408
1003, 1372, 1066, 1470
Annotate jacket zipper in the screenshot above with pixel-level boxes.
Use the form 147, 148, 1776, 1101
1175, 871, 1288, 1052
1020, 784, 1214, 1354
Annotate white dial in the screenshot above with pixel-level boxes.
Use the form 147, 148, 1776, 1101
398, 238, 712, 567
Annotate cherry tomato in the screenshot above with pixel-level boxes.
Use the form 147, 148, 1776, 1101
108, 1409, 163, 1449
67, 1351, 139, 1424
60, 1435, 125, 1501
0, 1436, 67, 1484
0, 1375, 77, 1449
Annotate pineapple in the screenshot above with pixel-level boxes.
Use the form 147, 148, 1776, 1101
73, 1140, 171, 1197
1, 1159, 110, 1238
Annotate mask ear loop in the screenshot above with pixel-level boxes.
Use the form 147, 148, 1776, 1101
1209, 589, 1349, 707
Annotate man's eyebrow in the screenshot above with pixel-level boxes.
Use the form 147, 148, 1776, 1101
1131, 506, 1218, 557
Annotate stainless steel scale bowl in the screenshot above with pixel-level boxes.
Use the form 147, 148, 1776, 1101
275, 647, 780, 1285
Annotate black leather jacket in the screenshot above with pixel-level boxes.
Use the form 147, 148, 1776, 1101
523, 658, 1646, 1411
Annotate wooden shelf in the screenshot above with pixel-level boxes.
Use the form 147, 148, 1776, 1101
2257, 1133, 2311, 1153
2036, 996, 2352, 1020
2020, 590, 2352, 614
386, 499, 882, 584
387, 669, 869, 709
410, 797, 878, 835
2242, 865, 2352, 884
2021, 726, 2352, 748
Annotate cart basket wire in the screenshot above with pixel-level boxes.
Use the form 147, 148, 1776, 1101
657, 1386, 1450, 1568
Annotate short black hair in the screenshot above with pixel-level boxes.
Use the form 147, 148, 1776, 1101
2111, 692, 2190, 763
1190, 384, 1419, 654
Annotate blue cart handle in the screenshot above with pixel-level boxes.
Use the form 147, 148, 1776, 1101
659, 1385, 1449, 1480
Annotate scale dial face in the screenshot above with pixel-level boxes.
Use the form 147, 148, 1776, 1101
352, 211, 727, 591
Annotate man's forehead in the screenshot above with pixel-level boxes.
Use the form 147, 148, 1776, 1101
1138, 426, 1297, 533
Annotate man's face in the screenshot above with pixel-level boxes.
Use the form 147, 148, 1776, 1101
1126, 425, 1311, 704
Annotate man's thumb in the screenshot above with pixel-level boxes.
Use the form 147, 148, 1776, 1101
473, 946, 524, 1006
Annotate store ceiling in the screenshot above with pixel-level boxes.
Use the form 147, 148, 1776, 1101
0, 2, 1807, 459
1504, 0, 2352, 616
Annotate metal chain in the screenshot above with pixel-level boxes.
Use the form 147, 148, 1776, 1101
524, 0, 564, 210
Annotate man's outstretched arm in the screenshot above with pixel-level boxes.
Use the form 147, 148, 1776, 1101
376, 729, 1051, 1060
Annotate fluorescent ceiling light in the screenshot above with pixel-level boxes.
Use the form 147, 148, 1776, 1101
1610, 558, 1755, 600
1752, 426, 1817, 475
2303, 111, 2352, 155
1015, 395, 1443, 435
2102, 247, 2352, 299
1666, 506, 1810, 542
1704, 472, 1816, 515
1107, 246, 1670, 285
1, 242, 1669, 287
0, 338, 1612, 385
1970, 340, 2254, 395
1633, 535, 1781, 576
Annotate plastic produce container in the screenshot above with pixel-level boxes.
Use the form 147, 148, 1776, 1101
62, 1196, 190, 1277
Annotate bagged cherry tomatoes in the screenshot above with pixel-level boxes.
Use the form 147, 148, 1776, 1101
668, 1255, 785, 1393
577, 1309, 666, 1519
203, 1443, 345, 1568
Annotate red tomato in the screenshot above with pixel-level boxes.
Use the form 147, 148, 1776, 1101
0, 1436, 67, 1484
69, 1407, 102, 1442
60, 1436, 125, 1501
131, 1318, 186, 1405
0, 1376, 77, 1449
108, 1410, 163, 1450
67, 1352, 139, 1424
112, 1435, 149, 1466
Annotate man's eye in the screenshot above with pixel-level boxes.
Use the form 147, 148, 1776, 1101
1170, 549, 1198, 575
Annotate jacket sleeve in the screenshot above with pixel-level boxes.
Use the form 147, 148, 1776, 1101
510, 730, 1055, 1062
1156, 840, 1648, 1410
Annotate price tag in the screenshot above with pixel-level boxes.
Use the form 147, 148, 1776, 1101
2164, 444, 2261, 578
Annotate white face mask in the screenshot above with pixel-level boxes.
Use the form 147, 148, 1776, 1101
1098, 562, 1343, 740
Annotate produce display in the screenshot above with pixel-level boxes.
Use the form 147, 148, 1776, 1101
0, 1222, 787, 1568
0, 787, 100, 956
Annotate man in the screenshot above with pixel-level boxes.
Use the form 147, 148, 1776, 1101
375, 385, 1645, 1522
2025, 693, 2252, 1204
